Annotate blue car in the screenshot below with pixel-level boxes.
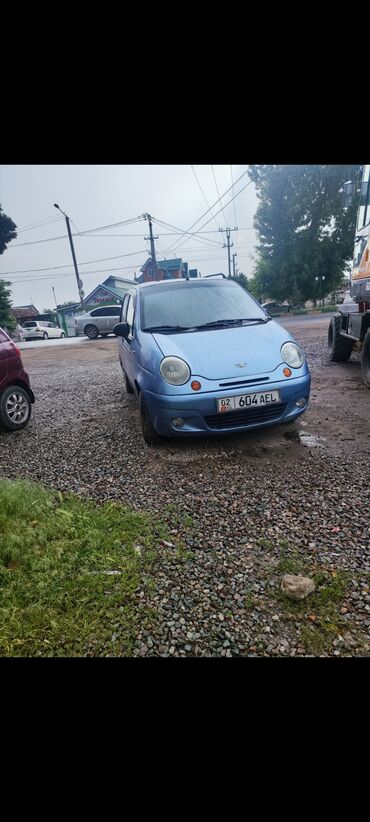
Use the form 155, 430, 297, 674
114, 278, 311, 445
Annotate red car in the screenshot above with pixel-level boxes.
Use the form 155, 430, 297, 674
0, 326, 35, 431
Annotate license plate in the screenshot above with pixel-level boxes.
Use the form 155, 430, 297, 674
217, 390, 281, 413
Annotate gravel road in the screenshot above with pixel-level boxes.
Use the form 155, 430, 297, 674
1, 316, 369, 656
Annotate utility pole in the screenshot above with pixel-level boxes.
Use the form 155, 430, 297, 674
53, 204, 85, 308
219, 227, 238, 278
52, 286, 58, 310
144, 213, 159, 281
232, 252, 237, 278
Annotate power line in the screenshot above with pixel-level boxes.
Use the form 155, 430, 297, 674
152, 217, 223, 249
16, 216, 65, 234
191, 166, 221, 229
161, 168, 249, 255
9, 215, 146, 247
0, 248, 148, 276
168, 179, 253, 256
211, 165, 229, 226
230, 165, 238, 245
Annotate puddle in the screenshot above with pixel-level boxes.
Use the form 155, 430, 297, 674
298, 432, 326, 448
284, 429, 326, 448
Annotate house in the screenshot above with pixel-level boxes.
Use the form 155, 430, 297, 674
11, 304, 39, 324
137, 258, 190, 283
56, 275, 136, 336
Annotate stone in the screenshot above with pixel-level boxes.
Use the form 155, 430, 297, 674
281, 574, 316, 601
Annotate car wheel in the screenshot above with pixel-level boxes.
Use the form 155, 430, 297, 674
139, 394, 163, 445
124, 371, 135, 394
61, 332, 66, 338
43, 332, 49, 340
84, 324, 99, 340
328, 315, 353, 362
361, 328, 370, 387
0, 385, 31, 431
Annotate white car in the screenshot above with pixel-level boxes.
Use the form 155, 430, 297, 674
21, 321, 66, 341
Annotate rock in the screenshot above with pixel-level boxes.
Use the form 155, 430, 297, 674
281, 574, 316, 600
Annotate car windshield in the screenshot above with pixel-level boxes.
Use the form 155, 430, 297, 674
140, 281, 267, 331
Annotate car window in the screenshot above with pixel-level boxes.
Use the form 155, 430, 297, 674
48, 323, 56, 328
104, 306, 121, 316
23, 322, 37, 328
0, 328, 9, 342
126, 296, 134, 332
140, 281, 266, 329
121, 295, 129, 322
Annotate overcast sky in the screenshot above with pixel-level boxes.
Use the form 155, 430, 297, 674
0, 165, 258, 311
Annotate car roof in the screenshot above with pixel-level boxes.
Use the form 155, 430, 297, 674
137, 277, 230, 290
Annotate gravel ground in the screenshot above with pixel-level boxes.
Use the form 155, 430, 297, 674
1, 323, 369, 657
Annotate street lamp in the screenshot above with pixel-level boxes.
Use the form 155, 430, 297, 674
315, 275, 326, 307
54, 204, 84, 308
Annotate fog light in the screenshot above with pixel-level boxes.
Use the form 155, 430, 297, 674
172, 417, 185, 428
295, 398, 306, 408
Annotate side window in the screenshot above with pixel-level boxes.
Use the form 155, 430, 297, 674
105, 306, 120, 316
121, 294, 129, 322
126, 296, 134, 333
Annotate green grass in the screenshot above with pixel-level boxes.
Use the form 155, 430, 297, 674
321, 306, 338, 313
0, 479, 169, 657
278, 568, 349, 654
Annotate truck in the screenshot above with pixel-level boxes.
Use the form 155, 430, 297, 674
328, 164, 370, 387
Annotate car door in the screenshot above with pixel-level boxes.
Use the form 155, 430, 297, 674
105, 306, 121, 332
119, 292, 137, 387
47, 322, 59, 338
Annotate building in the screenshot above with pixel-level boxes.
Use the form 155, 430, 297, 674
137, 258, 199, 283
11, 304, 39, 324
56, 275, 135, 336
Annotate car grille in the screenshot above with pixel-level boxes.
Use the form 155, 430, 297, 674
218, 377, 269, 388
204, 403, 286, 430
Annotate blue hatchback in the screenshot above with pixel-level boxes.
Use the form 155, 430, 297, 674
114, 278, 311, 445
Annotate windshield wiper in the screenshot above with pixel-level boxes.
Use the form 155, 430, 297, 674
142, 325, 192, 333
194, 318, 270, 330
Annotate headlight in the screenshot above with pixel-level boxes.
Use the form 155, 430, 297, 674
160, 356, 190, 385
281, 342, 304, 368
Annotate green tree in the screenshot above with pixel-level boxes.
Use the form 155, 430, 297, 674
0, 280, 16, 331
248, 165, 360, 304
0, 204, 17, 255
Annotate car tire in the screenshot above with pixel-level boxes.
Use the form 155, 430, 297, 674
123, 370, 135, 394
328, 314, 353, 362
139, 393, 163, 445
61, 332, 66, 338
361, 328, 370, 387
0, 385, 32, 431
43, 332, 49, 340
84, 324, 99, 340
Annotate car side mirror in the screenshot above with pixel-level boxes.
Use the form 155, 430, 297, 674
113, 321, 130, 339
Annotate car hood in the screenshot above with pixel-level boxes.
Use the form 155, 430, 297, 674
152, 321, 295, 380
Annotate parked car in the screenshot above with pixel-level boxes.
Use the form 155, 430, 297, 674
74, 305, 121, 339
21, 320, 66, 340
114, 279, 311, 444
0, 326, 35, 431
261, 302, 291, 315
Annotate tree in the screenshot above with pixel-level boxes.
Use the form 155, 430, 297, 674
0, 204, 17, 255
0, 280, 16, 331
248, 165, 360, 304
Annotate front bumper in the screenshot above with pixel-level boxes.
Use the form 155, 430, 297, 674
143, 372, 311, 436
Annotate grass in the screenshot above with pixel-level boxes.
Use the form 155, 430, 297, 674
277, 567, 349, 654
0, 479, 169, 657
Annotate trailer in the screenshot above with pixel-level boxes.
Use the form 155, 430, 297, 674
328, 164, 370, 386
